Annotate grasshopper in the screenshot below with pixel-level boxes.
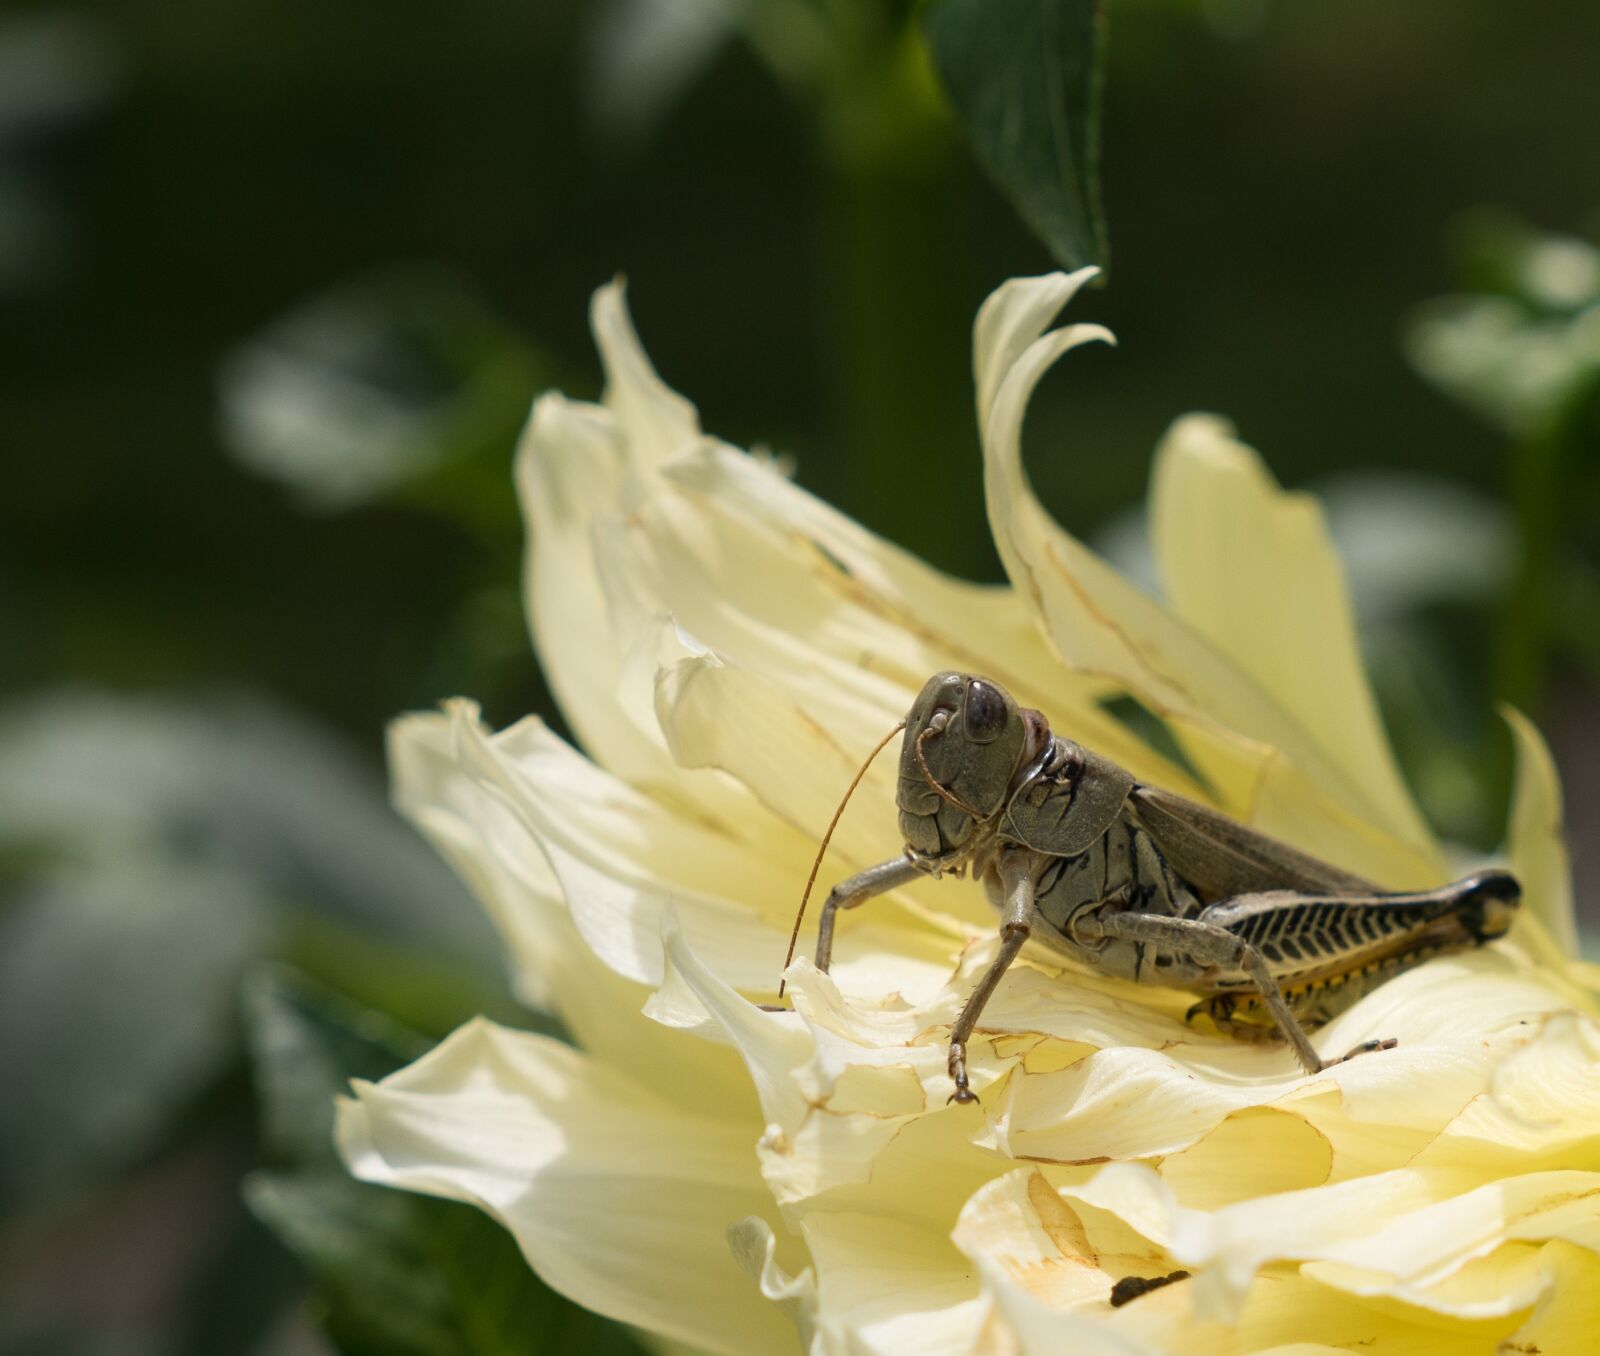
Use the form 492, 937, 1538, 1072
790, 671, 1521, 1103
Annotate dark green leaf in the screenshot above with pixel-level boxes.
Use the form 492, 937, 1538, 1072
923, 0, 1108, 271
245, 972, 642, 1356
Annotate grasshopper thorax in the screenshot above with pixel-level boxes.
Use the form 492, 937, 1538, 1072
897, 672, 1046, 864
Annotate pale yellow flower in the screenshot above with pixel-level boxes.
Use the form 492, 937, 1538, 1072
337, 270, 1598, 1355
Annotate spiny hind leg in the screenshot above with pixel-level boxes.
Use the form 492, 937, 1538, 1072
1090, 910, 1391, 1074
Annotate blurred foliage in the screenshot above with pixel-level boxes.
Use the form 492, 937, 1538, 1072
244, 972, 640, 1356
0, 11, 119, 294
1405, 213, 1600, 716
4, 0, 1600, 1350
0, 692, 517, 1352
219, 268, 544, 525
1407, 213, 1600, 439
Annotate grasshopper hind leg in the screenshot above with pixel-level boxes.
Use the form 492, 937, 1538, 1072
1089, 910, 1389, 1075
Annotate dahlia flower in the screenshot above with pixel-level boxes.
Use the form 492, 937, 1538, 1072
338, 270, 1596, 1355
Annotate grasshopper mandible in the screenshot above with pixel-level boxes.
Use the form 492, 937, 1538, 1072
786, 671, 1521, 1103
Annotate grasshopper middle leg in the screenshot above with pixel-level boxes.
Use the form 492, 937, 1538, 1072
947, 849, 1036, 1104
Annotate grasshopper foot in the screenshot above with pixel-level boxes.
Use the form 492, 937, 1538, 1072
947, 1041, 980, 1105
756, 1003, 787, 1013
1323, 1036, 1398, 1069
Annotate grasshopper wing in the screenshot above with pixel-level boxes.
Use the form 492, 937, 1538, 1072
1128, 783, 1381, 902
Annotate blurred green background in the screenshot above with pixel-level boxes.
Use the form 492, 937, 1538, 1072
2, 1, 1597, 1352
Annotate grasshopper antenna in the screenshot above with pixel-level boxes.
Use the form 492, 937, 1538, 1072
779, 719, 906, 1001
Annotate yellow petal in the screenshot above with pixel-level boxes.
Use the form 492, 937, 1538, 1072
657, 912, 933, 1205
800, 1209, 987, 1356
662, 441, 1208, 796
1149, 415, 1434, 859
991, 943, 1562, 1169
1494, 1239, 1600, 1356
1503, 705, 1579, 958
956, 1168, 1536, 1355
1416, 1010, 1600, 1172
438, 700, 790, 991
337, 1021, 798, 1356
515, 392, 666, 780
1157, 1107, 1332, 1210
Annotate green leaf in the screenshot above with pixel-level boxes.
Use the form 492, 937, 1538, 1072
244, 972, 643, 1356
923, 0, 1108, 271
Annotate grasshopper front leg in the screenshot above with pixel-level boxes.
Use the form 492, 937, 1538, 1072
813, 855, 926, 973
947, 847, 1036, 1104
1084, 911, 1392, 1074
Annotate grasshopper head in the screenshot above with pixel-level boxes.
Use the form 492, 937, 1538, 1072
898, 672, 1034, 860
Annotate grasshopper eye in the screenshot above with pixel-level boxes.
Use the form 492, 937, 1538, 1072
963, 679, 1007, 743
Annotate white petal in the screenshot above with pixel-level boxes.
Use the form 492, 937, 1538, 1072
727, 1215, 819, 1351
514, 392, 654, 778
440, 702, 789, 992
387, 706, 761, 1114
592, 279, 701, 471
337, 1021, 798, 1356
